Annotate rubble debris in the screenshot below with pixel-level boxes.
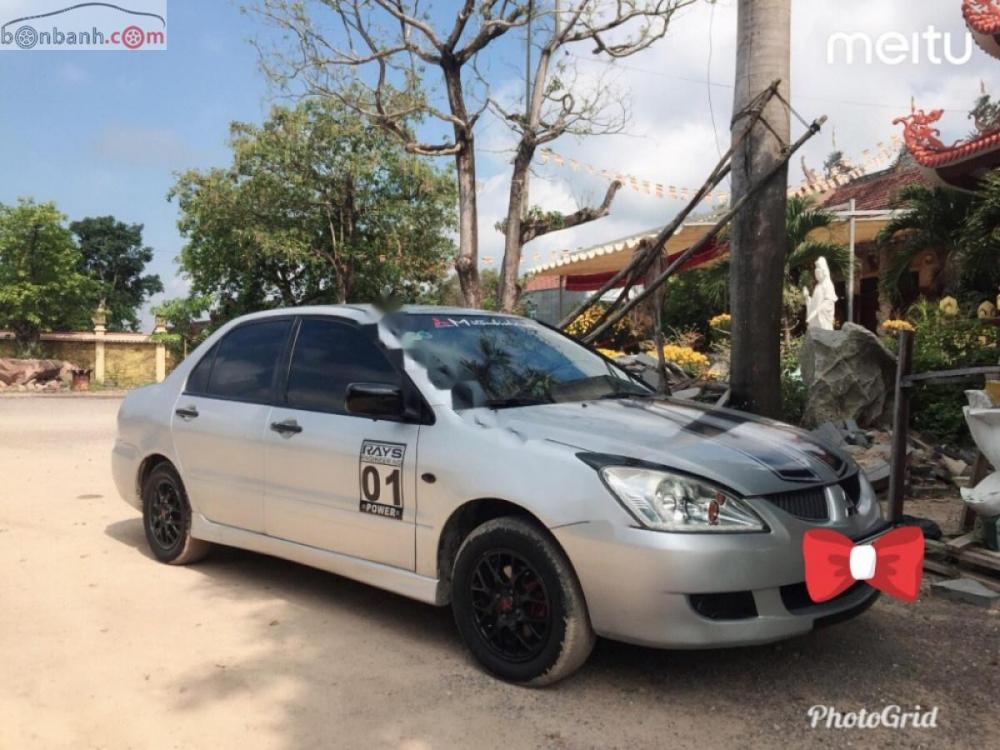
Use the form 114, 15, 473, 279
799, 323, 897, 429
930, 578, 1000, 608
897, 514, 943, 541
810, 422, 845, 449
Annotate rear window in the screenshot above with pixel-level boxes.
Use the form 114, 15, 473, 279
206, 320, 291, 403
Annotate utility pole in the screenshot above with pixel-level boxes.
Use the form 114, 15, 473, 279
847, 197, 857, 323
728, 0, 792, 418
522, 0, 534, 220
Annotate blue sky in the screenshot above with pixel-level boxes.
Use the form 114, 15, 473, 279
1, 0, 995, 328
0, 1, 269, 322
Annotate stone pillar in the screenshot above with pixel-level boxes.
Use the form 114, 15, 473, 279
92, 305, 107, 385
154, 316, 167, 383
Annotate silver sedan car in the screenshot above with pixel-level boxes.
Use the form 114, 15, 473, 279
112, 305, 886, 685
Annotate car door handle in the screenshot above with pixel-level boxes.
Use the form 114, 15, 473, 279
270, 419, 303, 437
175, 406, 199, 420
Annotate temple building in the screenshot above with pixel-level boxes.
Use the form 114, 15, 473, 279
523, 153, 934, 332
525, 1, 1000, 332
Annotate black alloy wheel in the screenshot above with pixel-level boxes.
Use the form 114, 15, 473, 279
451, 517, 595, 685
469, 549, 552, 663
141, 462, 210, 565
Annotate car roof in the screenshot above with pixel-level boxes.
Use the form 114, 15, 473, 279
226, 304, 524, 326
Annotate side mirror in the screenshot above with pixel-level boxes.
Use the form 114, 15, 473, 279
345, 382, 404, 419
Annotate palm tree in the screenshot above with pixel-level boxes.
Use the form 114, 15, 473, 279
699, 194, 851, 309
956, 171, 1000, 298
876, 184, 975, 307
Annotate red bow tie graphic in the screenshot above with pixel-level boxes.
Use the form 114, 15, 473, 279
803, 527, 924, 604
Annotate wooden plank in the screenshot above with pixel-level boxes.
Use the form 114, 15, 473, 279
923, 558, 958, 576
888, 330, 913, 522
925, 540, 1000, 586
946, 533, 978, 552
904, 365, 1000, 387
956, 545, 1000, 572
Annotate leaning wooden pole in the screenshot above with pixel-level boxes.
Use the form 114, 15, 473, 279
581, 114, 826, 344
559, 81, 781, 336
888, 329, 914, 523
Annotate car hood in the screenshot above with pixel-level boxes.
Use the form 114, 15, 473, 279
485, 397, 852, 497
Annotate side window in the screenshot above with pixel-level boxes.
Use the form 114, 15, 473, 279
206, 320, 292, 403
286, 318, 400, 414
185, 342, 217, 395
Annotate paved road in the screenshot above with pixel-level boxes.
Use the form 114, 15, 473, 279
1, 396, 997, 749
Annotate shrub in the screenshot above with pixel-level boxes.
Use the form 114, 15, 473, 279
883, 299, 999, 444
780, 337, 807, 424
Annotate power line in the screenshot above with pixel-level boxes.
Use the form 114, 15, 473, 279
566, 51, 970, 114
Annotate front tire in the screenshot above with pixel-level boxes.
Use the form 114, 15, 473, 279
142, 463, 210, 565
451, 517, 595, 686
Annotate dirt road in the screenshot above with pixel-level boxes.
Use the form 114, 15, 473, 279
1, 396, 997, 749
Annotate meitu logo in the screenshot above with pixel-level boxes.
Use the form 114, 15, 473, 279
827, 27, 973, 66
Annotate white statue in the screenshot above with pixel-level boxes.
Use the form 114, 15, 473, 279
803, 257, 837, 331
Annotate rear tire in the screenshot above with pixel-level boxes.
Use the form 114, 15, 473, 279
451, 517, 595, 686
141, 463, 210, 565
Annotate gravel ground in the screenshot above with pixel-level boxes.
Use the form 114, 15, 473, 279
1, 396, 997, 749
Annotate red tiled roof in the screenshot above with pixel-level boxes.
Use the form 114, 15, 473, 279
523, 274, 561, 292
963, 0, 1000, 35
895, 109, 1000, 170
819, 158, 930, 210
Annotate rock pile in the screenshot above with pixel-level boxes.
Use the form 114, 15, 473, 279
799, 323, 897, 429
810, 419, 976, 493
0, 358, 79, 393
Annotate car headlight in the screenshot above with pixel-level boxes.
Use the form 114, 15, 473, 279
857, 471, 880, 516
599, 466, 766, 532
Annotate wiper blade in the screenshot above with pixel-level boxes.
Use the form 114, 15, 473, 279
485, 396, 553, 409
594, 390, 654, 400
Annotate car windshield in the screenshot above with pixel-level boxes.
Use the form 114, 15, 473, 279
387, 313, 651, 409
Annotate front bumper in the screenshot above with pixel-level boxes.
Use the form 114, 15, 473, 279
552, 508, 886, 649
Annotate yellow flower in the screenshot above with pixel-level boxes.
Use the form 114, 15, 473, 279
978, 301, 998, 320
564, 305, 632, 340
939, 296, 959, 317
597, 348, 625, 359
882, 319, 914, 333
709, 313, 732, 329
658, 345, 710, 375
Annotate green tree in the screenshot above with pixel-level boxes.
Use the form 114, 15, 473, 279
170, 99, 456, 320
698, 194, 850, 309
152, 295, 211, 360
0, 199, 98, 351
956, 170, 1000, 298
875, 184, 975, 306
70, 216, 163, 332
433, 269, 501, 311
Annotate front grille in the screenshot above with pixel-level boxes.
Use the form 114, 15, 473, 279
764, 487, 829, 520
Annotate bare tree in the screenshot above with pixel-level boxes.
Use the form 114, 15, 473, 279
250, 0, 534, 308
490, 0, 694, 312
728, 0, 791, 417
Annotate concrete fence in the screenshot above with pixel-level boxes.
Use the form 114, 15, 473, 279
0, 308, 176, 387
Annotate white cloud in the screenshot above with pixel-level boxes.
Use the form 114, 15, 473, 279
473, 0, 996, 273
93, 124, 201, 169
